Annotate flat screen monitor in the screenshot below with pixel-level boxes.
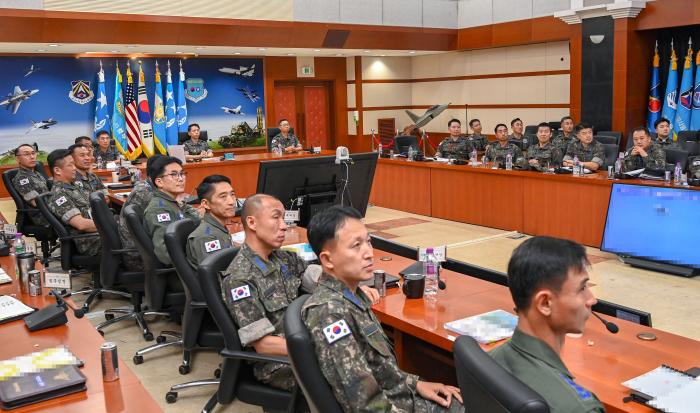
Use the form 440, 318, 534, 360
601, 183, 700, 269
256, 153, 377, 226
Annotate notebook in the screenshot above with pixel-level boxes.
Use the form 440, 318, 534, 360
0, 269, 11, 285
0, 296, 35, 324
444, 309, 518, 344
622, 364, 700, 411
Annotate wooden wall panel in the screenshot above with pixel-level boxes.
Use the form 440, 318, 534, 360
634, 0, 700, 31
457, 17, 572, 50
369, 161, 431, 216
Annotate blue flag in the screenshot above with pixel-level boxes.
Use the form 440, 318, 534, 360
662, 43, 679, 138
94, 63, 110, 138
647, 43, 661, 131
674, 40, 694, 133
690, 50, 700, 130
111, 64, 128, 156
165, 61, 178, 145
152, 62, 167, 155
176, 61, 188, 133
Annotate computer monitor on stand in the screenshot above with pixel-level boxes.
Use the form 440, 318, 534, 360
256, 152, 378, 227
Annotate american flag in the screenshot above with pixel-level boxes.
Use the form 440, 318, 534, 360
124, 63, 142, 159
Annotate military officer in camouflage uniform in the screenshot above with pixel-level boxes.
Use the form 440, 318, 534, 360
11, 144, 49, 226
183, 123, 213, 161
484, 123, 526, 167
435, 119, 473, 160
70, 144, 109, 197
143, 156, 201, 267
467, 119, 488, 151
94, 130, 119, 162
689, 156, 700, 178
220, 194, 379, 391
653, 118, 681, 149
270, 119, 303, 153
303, 206, 464, 412
490, 236, 604, 413
553, 116, 576, 152
46, 149, 101, 256
624, 127, 666, 171
527, 123, 563, 171
508, 117, 531, 151
562, 123, 605, 171
186, 175, 236, 266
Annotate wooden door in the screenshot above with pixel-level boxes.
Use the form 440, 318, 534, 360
303, 86, 330, 148
272, 81, 333, 148
272, 85, 296, 130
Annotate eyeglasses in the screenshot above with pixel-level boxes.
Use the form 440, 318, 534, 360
17, 151, 36, 157
160, 171, 188, 180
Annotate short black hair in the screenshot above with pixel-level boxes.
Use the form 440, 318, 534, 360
278, 119, 289, 125
188, 123, 200, 132
469, 119, 480, 127
575, 122, 593, 134
507, 236, 589, 311
447, 118, 461, 128
47, 149, 73, 176
654, 117, 670, 129
146, 154, 164, 180
241, 194, 281, 229
75, 136, 92, 145
307, 205, 363, 256
510, 118, 522, 127
537, 122, 551, 131
494, 123, 508, 133
560, 116, 573, 124
631, 126, 650, 137
148, 156, 183, 182
68, 143, 88, 155
14, 143, 35, 156
197, 174, 232, 201
96, 130, 110, 139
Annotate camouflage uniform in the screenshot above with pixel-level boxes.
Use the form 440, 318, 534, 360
94, 146, 119, 162
75, 170, 108, 197
467, 133, 488, 151
270, 133, 301, 150
553, 132, 576, 153
491, 329, 604, 413
689, 156, 700, 177
435, 136, 473, 160
526, 141, 563, 171
563, 141, 605, 169
118, 179, 154, 271
623, 143, 666, 170
220, 243, 309, 391
183, 139, 210, 155
655, 137, 681, 149
11, 167, 49, 226
508, 134, 531, 151
48, 181, 101, 256
302, 273, 463, 413
143, 189, 200, 266
186, 213, 232, 267
484, 142, 526, 167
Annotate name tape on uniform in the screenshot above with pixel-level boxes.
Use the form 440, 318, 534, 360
231, 285, 251, 301
323, 319, 352, 344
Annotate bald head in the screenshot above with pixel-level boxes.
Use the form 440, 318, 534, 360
241, 194, 280, 229
240, 193, 288, 255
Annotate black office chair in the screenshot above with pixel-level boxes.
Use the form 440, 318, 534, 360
267, 127, 295, 150
123, 204, 186, 363
595, 131, 622, 143
547, 121, 560, 132
453, 335, 550, 413
35, 193, 126, 317
198, 248, 302, 413
89, 192, 164, 339
626, 131, 657, 149
509, 139, 526, 151
595, 135, 618, 145
601, 143, 620, 169
677, 130, 698, 144
682, 140, 700, 156
524, 125, 538, 135
284, 295, 343, 413
178, 130, 209, 144
665, 148, 690, 172
394, 135, 419, 155
2, 163, 57, 261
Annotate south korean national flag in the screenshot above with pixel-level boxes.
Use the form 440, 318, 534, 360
157, 213, 171, 222
205, 239, 221, 253
231, 285, 251, 301
323, 319, 352, 344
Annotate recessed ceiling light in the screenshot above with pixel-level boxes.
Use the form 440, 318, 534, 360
175, 51, 183, 54
313, 49, 321, 52
380, 54, 387, 57
258, 48, 267, 51
111, 50, 119, 53
195, 47, 205, 50
48, 44, 60, 47
364, 50, 371, 53
408, 51, 416, 54
36, 49, 46, 52
233, 52, 241, 55
335, 53, 343, 56
287, 53, 294, 56
126, 45, 138, 48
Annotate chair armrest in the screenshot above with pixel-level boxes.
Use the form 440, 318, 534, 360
111, 248, 138, 254
190, 300, 208, 309
220, 349, 290, 365
16, 208, 38, 213
61, 232, 100, 241
154, 267, 176, 276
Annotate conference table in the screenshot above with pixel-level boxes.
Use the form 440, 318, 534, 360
369, 157, 700, 248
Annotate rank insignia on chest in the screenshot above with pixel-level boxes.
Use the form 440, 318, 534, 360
19, 178, 29, 185
323, 319, 352, 344
231, 285, 251, 301
55, 196, 67, 206
205, 240, 221, 253
157, 213, 171, 222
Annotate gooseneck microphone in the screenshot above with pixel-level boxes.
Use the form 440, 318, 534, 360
592, 312, 619, 334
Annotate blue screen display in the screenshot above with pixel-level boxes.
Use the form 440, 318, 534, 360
601, 184, 700, 268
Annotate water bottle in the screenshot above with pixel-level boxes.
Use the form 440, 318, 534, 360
470, 148, 477, 166
674, 162, 682, 185
97, 155, 104, 170
407, 146, 415, 162
423, 247, 439, 300
377, 144, 383, 157
614, 152, 623, 175
14, 233, 25, 255
505, 152, 513, 170
573, 155, 580, 176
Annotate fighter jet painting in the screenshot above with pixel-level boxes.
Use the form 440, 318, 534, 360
0, 86, 40, 115
405, 103, 450, 129
221, 105, 244, 115
219, 64, 255, 77
237, 86, 260, 102
26, 118, 57, 134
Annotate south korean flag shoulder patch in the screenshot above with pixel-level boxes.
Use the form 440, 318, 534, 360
205, 239, 222, 253
19, 178, 29, 186
55, 196, 67, 206
231, 285, 251, 301
323, 319, 352, 344
157, 212, 171, 223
